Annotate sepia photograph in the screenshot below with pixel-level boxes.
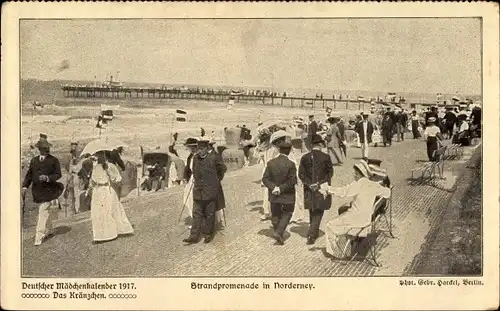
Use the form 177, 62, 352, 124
2, 2, 499, 310
19, 17, 484, 278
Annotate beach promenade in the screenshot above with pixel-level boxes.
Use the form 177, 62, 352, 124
21, 139, 480, 277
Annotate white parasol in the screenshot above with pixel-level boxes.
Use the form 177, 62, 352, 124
80, 137, 128, 157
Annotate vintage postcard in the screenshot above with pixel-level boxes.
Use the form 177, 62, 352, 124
1, 1, 499, 310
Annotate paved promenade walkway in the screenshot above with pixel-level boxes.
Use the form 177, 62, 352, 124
21, 139, 480, 277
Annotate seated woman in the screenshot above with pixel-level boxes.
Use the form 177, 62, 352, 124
321, 160, 391, 258
457, 118, 471, 146
142, 162, 165, 191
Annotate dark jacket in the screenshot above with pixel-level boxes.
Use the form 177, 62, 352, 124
385, 111, 397, 125
183, 153, 194, 181
262, 154, 297, 205
192, 150, 227, 201
22, 154, 64, 204
337, 122, 346, 141
308, 120, 318, 137
355, 121, 374, 144
298, 149, 333, 210
444, 111, 457, 127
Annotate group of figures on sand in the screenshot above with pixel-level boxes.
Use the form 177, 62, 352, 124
22, 134, 134, 246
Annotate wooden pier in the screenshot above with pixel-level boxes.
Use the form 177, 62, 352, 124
61, 85, 425, 110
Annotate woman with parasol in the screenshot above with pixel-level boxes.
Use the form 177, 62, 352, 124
81, 138, 134, 244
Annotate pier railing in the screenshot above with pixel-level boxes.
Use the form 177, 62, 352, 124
61, 85, 423, 110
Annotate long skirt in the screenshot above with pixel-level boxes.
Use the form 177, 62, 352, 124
182, 176, 194, 218
426, 137, 438, 161
262, 187, 271, 216
411, 120, 421, 139
324, 210, 369, 257
91, 185, 134, 242
327, 146, 344, 165
291, 182, 305, 223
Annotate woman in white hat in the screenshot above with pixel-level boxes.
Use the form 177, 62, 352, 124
89, 150, 134, 244
423, 117, 443, 161
320, 160, 391, 258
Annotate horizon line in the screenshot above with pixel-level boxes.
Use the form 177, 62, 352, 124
21, 77, 482, 98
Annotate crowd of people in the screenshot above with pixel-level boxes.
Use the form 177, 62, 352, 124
21, 100, 481, 261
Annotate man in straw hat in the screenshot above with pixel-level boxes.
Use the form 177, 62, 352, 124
22, 134, 64, 246
183, 136, 227, 244
261, 139, 297, 245
298, 134, 333, 245
320, 160, 391, 258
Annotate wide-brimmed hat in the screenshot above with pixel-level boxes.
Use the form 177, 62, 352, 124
365, 159, 387, 177
34, 133, 52, 148
197, 136, 210, 144
70, 141, 78, 146
270, 130, 291, 145
353, 161, 371, 178
184, 137, 198, 146
428, 117, 436, 123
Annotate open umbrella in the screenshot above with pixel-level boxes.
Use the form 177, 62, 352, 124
80, 138, 127, 157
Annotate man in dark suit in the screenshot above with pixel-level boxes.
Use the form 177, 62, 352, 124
261, 140, 297, 245
355, 113, 374, 160
337, 118, 347, 157
183, 137, 227, 244
22, 134, 64, 246
305, 115, 318, 151
299, 134, 333, 245
382, 108, 394, 147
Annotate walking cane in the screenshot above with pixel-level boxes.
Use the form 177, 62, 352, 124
22, 190, 26, 226
177, 180, 195, 224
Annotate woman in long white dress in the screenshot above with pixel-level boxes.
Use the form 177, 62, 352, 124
289, 143, 305, 223
89, 152, 134, 243
320, 161, 391, 258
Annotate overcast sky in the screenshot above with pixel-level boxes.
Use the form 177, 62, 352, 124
21, 18, 481, 94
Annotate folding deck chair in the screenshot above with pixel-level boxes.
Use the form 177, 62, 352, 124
410, 146, 446, 185
339, 186, 395, 267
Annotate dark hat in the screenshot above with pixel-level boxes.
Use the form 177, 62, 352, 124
70, 141, 78, 146
277, 140, 292, 149
326, 116, 336, 123
311, 134, 324, 145
184, 137, 198, 146
308, 115, 314, 118
35, 133, 52, 148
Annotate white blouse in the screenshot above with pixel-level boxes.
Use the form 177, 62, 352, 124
459, 122, 469, 133
424, 125, 441, 138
